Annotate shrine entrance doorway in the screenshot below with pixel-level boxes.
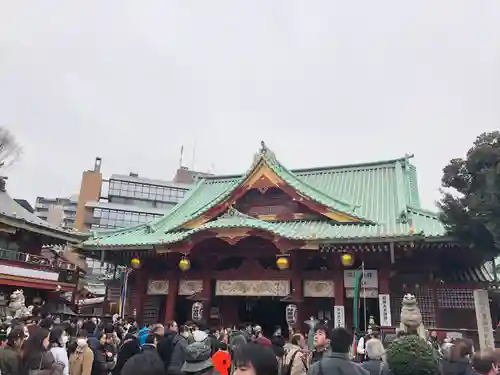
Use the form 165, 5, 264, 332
237, 297, 287, 337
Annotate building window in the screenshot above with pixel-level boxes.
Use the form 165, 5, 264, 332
92, 208, 162, 229
108, 180, 188, 203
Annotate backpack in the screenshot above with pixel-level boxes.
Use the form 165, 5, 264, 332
280, 350, 300, 375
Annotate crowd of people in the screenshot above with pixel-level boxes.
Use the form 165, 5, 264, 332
0, 315, 498, 375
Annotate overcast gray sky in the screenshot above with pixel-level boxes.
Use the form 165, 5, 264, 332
1, 1, 500, 210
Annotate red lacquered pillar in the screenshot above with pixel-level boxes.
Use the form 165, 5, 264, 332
164, 277, 179, 324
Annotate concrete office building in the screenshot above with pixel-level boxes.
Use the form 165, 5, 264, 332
75, 158, 210, 232
74, 157, 211, 293
35, 196, 78, 230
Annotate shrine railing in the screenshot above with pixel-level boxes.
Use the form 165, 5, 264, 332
0, 248, 77, 271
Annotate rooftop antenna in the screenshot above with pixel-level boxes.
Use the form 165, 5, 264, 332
179, 145, 184, 168
191, 139, 197, 171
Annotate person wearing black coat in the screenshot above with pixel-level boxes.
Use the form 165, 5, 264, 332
91, 332, 115, 375
122, 333, 166, 375
113, 327, 140, 375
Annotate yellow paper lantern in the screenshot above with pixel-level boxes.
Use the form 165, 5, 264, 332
131, 258, 141, 269
178, 258, 191, 272
340, 253, 354, 267
276, 256, 290, 270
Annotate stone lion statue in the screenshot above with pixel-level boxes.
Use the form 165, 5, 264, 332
7, 290, 33, 319
399, 293, 426, 339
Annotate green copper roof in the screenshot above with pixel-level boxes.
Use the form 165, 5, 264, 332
81, 144, 446, 249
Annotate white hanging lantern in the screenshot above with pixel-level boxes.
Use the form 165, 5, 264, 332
285, 304, 298, 325
192, 302, 204, 322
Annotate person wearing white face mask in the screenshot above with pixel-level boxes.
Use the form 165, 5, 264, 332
69, 330, 94, 375
49, 326, 70, 375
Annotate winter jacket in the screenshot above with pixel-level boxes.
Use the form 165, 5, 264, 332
157, 332, 175, 373
68, 344, 93, 375
309, 352, 369, 375
167, 334, 188, 375
311, 346, 332, 365
90, 344, 114, 375
113, 334, 140, 375
0, 345, 21, 375
139, 327, 150, 346
121, 344, 166, 375
50, 346, 69, 375
21, 350, 64, 375
282, 343, 307, 375
86, 335, 100, 353
361, 359, 390, 375
440, 358, 476, 375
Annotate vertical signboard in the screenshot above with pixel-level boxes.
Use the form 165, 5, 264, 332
334, 305, 345, 328
473, 289, 494, 350
378, 294, 392, 327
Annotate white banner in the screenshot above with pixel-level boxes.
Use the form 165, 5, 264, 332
344, 270, 378, 288
474, 289, 494, 350
334, 305, 345, 328
378, 294, 392, 326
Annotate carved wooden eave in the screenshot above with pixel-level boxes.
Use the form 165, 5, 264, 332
153, 227, 315, 256
182, 160, 361, 230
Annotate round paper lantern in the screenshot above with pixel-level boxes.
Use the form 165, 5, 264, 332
131, 258, 141, 269
340, 253, 354, 267
276, 256, 290, 270
178, 258, 191, 272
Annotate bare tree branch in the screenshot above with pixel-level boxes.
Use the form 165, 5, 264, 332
0, 127, 22, 169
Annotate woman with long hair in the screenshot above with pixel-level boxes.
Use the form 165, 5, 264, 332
20, 327, 63, 375
48, 327, 69, 375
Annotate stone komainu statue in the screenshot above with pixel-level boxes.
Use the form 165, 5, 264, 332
399, 293, 426, 340
7, 289, 33, 319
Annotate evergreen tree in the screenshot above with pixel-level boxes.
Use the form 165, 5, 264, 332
439, 131, 500, 257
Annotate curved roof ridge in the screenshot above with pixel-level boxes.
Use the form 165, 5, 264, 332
201, 154, 415, 180
292, 154, 415, 174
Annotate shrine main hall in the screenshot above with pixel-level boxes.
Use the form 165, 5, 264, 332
79, 143, 494, 334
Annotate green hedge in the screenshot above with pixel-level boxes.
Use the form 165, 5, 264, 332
387, 335, 439, 375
